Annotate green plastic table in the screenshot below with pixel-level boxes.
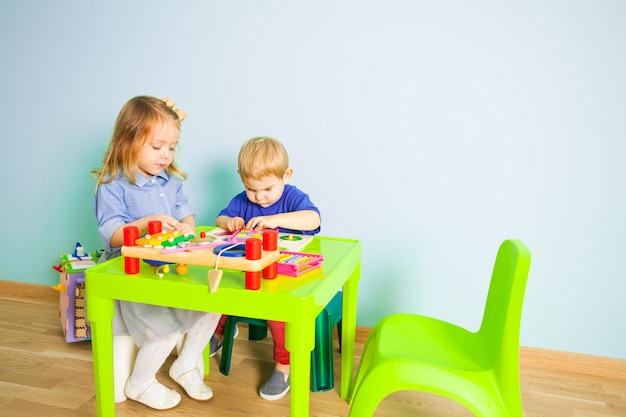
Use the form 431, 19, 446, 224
85, 228, 361, 417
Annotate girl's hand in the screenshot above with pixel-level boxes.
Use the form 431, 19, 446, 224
175, 222, 195, 236
110, 214, 195, 248
148, 215, 193, 235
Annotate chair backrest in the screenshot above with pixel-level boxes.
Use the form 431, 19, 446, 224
477, 239, 531, 380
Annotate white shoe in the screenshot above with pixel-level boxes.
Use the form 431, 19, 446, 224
124, 379, 181, 410
169, 360, 214, 401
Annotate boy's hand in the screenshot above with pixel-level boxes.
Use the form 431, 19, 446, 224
246, 216, 277, 231
245, 210, 320, 233
226, 217, 246, 232
216, 215, 245, 232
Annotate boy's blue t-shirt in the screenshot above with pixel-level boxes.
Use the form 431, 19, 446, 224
218, 184, 321, 235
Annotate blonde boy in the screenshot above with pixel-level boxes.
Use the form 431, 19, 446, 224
214, 136, 321, 400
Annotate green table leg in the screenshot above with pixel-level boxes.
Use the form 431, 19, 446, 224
286, 318, 314, 417
87, 296, 116, 416
341, 264, 360, 400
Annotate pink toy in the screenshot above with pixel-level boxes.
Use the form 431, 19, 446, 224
226, 228, 264, 243
160, 241, 222, 254
277, 251, 324, 277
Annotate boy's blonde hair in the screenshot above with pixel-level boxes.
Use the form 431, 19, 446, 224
92, 96, 187, 186
238, 136, 289, 180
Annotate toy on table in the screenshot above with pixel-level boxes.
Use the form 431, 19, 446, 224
121, 222, 281, 292
277, 251, 324, 277
207, 227, 313, 252
160, 232, 220, 254
208, 228, 278, 290
154, 263, 189, 278
227, 228, 264, 242
280, 234, 304, 242
224, 229, 322, 277
132, 220, 212, 275
134, 220, 195, 248
212, 229, 324, 277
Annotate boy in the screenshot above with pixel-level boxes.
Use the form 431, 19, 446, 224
214, 136, 321, 400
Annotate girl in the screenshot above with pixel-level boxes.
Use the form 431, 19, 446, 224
93, 96, 220, 410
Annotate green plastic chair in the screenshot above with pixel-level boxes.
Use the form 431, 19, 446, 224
349, 239, 531, 417
219, 291, 343, 392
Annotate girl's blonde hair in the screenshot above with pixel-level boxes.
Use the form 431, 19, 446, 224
238, 136, 289, 180
92, 96, 188, 186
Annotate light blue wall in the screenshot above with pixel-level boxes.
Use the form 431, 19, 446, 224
2, 1, 625, 360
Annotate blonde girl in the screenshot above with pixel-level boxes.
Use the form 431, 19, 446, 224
93, 96, 220, 410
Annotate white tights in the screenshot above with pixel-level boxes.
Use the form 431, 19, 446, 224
128, 312, 221, 392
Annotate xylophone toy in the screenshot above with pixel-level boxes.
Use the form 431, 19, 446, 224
277, 251, 324, 277
134, 220, 212, 248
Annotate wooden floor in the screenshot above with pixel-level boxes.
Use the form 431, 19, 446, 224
1, 280, 626, 417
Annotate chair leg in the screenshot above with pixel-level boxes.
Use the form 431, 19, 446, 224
219, 317, 269, 376
219, 317, 238, 375
220, 306, 340, 393
201, 341, 210, 376
337, 319, 342, 352
311, 291, 343, 392
349, 327, 378, 404
348, 368, 389, 417
248, 321, 268, 340
327, 292, 343, 353
311, 310, 334, 392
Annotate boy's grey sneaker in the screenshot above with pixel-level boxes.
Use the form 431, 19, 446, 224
209, 336, 221, 357
209, 324, 239, 357
259, 370, 290, 401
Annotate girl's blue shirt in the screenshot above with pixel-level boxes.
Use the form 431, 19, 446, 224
95, 171, 195, 252
94, 171, 201, 345
218, 184, 321, 235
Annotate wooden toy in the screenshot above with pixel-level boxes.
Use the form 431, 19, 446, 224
134, 229, 195, 248
121, 223, 281, 292
244, 238, 262, 290
121, 240, 279, 271
123, 226, 140, 274
121, 224, 323, 294
207, 269, 223, 293
262, 229, 278, 279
